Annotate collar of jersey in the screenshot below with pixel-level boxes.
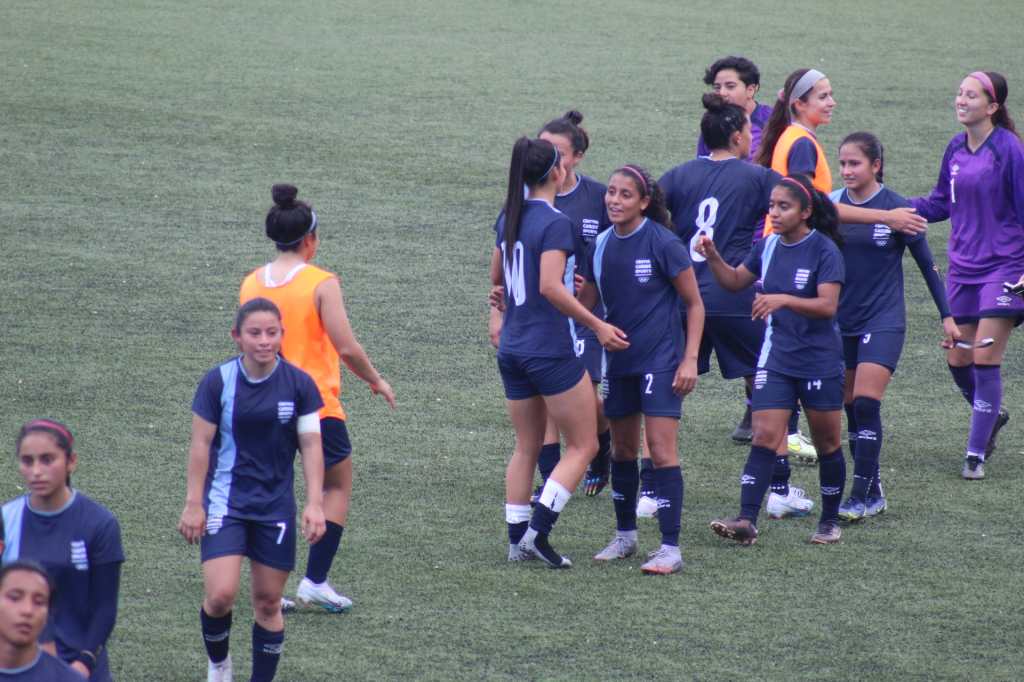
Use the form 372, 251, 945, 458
791, 122, 818, 139
525, 197, 554, 208
0, 650, 42, 675
613, 217, 648, 240
27, 489, 78, 517
843, 184, 885, 206
778, 230, 816, 248
263, 262, 307, 288
236, 356, 281, 384
556, 173, 581, 198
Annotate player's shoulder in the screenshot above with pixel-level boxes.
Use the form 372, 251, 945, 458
875, 185, 910, 209
68, 491, 120, 531
577, 173, 607, 194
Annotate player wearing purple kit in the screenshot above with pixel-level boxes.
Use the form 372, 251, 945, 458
831, 133, 958, 520
491, 137, 628, 568
696, 56, 772, 160
2, 420, 124, 681
700, 175, 848, 545
910, 71, 1024, 480
578, 164, 704, 575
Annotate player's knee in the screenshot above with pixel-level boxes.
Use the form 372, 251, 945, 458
204, 591, 236, 616
251, 590, 282, 621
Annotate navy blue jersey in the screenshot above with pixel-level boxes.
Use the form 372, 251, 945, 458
743, 231, 845, 378
1, 492, 123, 678
0, 651, 81, 681
832, 186, 921, 335
192, 357, 323, 522
556, 174, 611, 343
660, 158, 781, 316
583, 219, 692, 377
495, 199, 577, 358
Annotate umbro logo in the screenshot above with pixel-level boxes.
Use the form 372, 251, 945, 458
740, 474, 756, 486
973, 399, 993, 413
857, 429, 878, 441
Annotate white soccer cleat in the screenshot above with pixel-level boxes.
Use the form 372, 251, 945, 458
296, 577, 353, 613
636, 495, 659, 518
767, 486, 814, 519
508, 542, 535, 562
593, 534, 638, 561
640, 545, 683, 575
281, 596, 296, 613
207, 655, 232, 682
787, 432, 818, 464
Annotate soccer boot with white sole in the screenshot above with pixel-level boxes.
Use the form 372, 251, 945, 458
962, 456, 985, 480
787, 432, 819, 464
593, 534, 638, 561
508, 542, 535, 562
640, 545, 683, 575
207, 655, 232, 682
518, 529, 572, 568
296, 577, 353, 613
766, 486, 814, 519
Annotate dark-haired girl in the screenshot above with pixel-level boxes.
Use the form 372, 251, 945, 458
241, 184, 395, 611
179, 299, 326, 682
911, 71, 1024, 480
662, 94, 814, 519
2, 420, 124, 680
578, 164, 703, 574
492, 137, 628, 568
831, 133, 957, 519
699, 175, 848, 545
697, 56, 772, 160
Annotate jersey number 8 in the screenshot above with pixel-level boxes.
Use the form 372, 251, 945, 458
688, 197, 719, 263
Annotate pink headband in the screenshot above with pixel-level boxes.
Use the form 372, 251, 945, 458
780, 177, 813, 204
969, 71, 997, 101
24, 419, 74, 447
617, 165, 649, 194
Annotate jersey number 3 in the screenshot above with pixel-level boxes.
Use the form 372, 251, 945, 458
689, 197, 720, 262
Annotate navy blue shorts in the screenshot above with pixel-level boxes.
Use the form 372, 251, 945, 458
574, 335, 603, 383
842, 331, 904, 372
698, 316, 764, 379
497, 352, 585, 400
322, 417, 352, 467
603, 369, 683, 419
752, 368, 844, 412
201, 515, 296, 572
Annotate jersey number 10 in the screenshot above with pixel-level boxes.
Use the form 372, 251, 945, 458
501, 241, 526, 306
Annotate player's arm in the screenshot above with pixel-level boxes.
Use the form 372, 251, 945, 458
73, 561, 122, 678
753, 282, 840, 320
695, 235, 757, 291
178, 414, 216, 544
539, 249, 629, 351
297, 426, 326, 544
835, 202, 926, 236
671, 267, 704, 396
316, 277, 395, 408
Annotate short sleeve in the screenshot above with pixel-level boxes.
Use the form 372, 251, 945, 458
656, 231, 692, 279
295, 369, 324, 418
787, 138, 818, 177
91, 513, 125, 565
191, 369, 223, 426
817, 240, 845, 285
743, 238, 765, 278
541, 215, 575, 254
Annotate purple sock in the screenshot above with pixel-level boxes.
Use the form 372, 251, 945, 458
948, 363, 976, 407
739, 445, 775, 524
770, 456, 790, 496
967, 364, 1002, 460
610, 460, 639, 532
818, 448, 846, 523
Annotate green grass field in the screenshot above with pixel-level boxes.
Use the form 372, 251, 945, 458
3, 1, 1024, 679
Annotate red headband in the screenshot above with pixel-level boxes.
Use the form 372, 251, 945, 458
24, 419, 74, 447
969, 71, 997, 101
780, 177, 813, 204
617, 165, 649, 194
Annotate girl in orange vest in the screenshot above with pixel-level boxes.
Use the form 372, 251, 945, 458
240, 184, 395, 613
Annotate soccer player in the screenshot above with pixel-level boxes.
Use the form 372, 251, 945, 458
178, 298, 327, 682
696, 56, 772, 160
831, 133, 959, 520
2, 419, 124, 681
910, 71, 1024, 480
700, 175, 848, 545
578, 164, 703, 574
241, 184, 395, 612
492, 137, 628, 568
661, 94, 813, 519
0, 561, 81, 680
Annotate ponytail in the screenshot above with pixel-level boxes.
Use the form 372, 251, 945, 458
757, 68, 822, 167
777, 174, 842, 247
503, 137, 560, 265
982, 71, 1017, 137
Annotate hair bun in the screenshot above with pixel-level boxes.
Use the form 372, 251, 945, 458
702, 93, 728, 111
563, 110, 584, 125
271, 183, 298, 208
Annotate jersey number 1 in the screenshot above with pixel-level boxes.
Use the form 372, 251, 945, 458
689, 197, 720, 262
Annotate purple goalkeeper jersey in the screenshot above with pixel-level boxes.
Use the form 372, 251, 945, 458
910, 126, 1024, 284
697, 103, 772, 160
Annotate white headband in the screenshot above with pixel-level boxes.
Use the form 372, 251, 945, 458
789, 69, 826, 106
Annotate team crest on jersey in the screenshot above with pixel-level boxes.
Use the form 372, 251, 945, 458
996, 295, 1013, 307
581, 219, 600, 241
872, 224, 891, 247
277, 401, 295, 423
793, 268, 811, 290
70, 540, 89, 571
634, 259, 652, 283
753, 369, 768, 390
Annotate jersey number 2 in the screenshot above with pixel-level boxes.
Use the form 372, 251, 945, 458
689, 197, 720, 262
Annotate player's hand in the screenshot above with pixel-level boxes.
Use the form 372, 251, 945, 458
884, 208, 927, 235
672, 358, 698, 396
940, 316, 963, 349
302, 503, 326, 544
69, 660, 90, 678
489, 285, 506, 312
751, 293, 788, 320
573, 273, 586, 296
371, 378, 396, 409
597, 322, 629, 351
694, 235, 719, 260
177, 502, 206, 544
488, 312, 502, 349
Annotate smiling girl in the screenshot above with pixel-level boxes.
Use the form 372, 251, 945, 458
831, 133, 956, 519
179, 298, 326, 681
699, 175, 848, 545
1, 419, 124, 680
911, 71, 1024, 480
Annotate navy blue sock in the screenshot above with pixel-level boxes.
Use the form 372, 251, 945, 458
529, 503, 559, 535
844, 402, 858, 458
770, 456, 790, 496
739, 445, 776, 524
305, 521, 343, 584
537, 442, 560, 482
610, 460, 639, 532
507, 521, 528, 544
818, 448, 846, 523
200, 608, 231, 664
851, 397, 882, 501
653, 466, 683, 547
948, 363, 976, 407
251, 623, 283, 682
639, 458, 655, 497
593, 431, 611, 474
787, 407, 800, 436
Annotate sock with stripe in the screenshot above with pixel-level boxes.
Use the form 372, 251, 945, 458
739, 445, 775, 524
653, 466, 683, 546
200, 608, 231, 664
505, 504, 531, 544
966, 364, 1002, 461
639, 457, 655, 498
818, 448, 846, 523
250, 623, 284, 682
851, 397, 882, 501
770, 456, 790, 496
